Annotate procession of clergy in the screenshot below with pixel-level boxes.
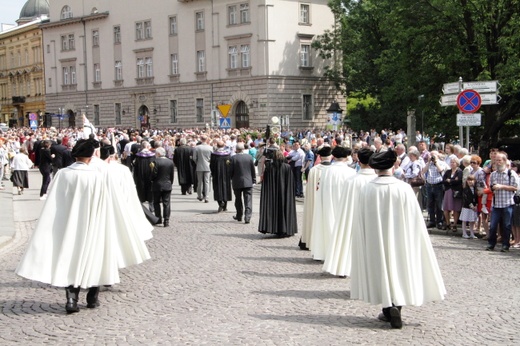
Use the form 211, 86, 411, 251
14, 120, 445, 330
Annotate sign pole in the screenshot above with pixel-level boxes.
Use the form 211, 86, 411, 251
466, 126, 470, 151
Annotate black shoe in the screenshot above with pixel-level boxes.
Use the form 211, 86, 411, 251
389, 307, 402, 329
485, 245, 494, 251
426, 223, 436, 228
218, 205, 224, 213
233, 216, 242, 222
86, 287, 100, 308
378, 312, 390, 322
437, 223, 443, 230
501, 246, 509, 252
157, 218, 162, 225
244, 219, 250, 224
204, 199, 209, 203
197, 197, 203, 201
65, 286, 80, 314
164, 221, 169, 227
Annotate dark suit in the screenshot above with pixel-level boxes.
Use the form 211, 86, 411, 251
51, 143, 68, 174
151, 156, 174, 225
229, 152, 256, 222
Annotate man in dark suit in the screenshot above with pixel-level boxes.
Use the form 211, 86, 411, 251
51, 137, 68, 175
229, 142, 256, 224
151, 147, 174, 227
173, 137, 195, 195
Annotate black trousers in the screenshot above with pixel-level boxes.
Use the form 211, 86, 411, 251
233, 187, 253, 221
153, 190, 172, 221
292, 166, 303, 196
39, 168, 51, 197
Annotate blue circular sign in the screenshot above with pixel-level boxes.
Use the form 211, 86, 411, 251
457, 89, 481, 113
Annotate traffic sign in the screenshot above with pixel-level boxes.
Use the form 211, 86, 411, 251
443, 82, 460, 95
457, 89, 481, 113
219, 117, 231, 129
456, 113, 481, 126
217, 104, 231, 118
479, 93, 499, 105
30, 120, 38, 129
463, 81, 498, 93
29, 113, 37, 121
440, 94, 458, 106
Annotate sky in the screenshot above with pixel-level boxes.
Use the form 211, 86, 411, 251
0, 0, 29, 26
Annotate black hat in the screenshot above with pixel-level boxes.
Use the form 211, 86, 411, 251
317, 145, 332, 157
357, 147, 374, 165
72, 139, 98, 158
331, 146, 351, 158
369, 148, 397, 170
100, 145, 115, 160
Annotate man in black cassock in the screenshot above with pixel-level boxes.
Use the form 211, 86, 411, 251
258, 147, 298, 237
133, 140, 155, 212
173, 137, 195, 195
209, 141, 232, 213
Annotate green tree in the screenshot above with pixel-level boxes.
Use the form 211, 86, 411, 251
314, 0, 520, 154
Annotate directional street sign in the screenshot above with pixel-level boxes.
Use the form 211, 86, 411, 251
463, 81, 498, 93
443, 82, 460, 95
219, 117, 231, 129
440, 94, 458, 106
479, 93, 499, 105
457, 89, 481, 113
456, 113, 481, 127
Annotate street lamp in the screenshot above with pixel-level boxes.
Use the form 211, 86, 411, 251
418, 94, 425, 138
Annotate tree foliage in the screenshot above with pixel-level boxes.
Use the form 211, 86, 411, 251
313, 0, 520, 152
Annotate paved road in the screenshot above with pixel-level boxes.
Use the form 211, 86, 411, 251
0, 170, 519, 345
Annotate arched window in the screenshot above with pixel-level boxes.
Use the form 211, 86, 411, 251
61, 6, 73, 20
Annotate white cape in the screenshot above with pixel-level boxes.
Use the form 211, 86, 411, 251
16, 162, 151, 288
350, 176, 446, 307
310, 162, 356, 261
301, 163, 331, 248
323, 168, 376, 276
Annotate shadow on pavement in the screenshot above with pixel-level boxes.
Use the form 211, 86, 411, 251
238, 256, 323, 265
242, 270, 343, 280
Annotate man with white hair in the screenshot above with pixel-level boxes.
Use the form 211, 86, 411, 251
151, 147, 174, 227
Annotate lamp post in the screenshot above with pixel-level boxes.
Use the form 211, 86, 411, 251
326, 101, 343, 131
418, 94, 425, 139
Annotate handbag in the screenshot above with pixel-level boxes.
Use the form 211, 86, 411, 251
452, 190, 462, 199
409, 176, 425, 187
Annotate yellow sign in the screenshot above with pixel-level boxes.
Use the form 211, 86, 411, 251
217, 104, 232, 118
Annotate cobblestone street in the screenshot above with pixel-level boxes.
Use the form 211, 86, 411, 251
0, 171, 519, 345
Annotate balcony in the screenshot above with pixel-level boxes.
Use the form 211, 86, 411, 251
12, 96, 26, 104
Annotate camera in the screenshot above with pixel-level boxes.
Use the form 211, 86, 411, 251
431, 156, 436, 163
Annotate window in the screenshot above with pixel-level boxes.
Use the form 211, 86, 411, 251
170, 100, 178, 123
196, 98, 204, 122
241, 45, 250, 68
299, 4, 310, 24
68, 34, 75, 50
137, 58, 145, 78
70, 66, 76, 84
114, 26, 121, 44
240, 3, 249, 23
144, 21, 152, 39
25, 49, 29, 65
145, 57, 153, 77
197, 50, 205, 72
61, 35, 68, 51
92, 30, 99, 46
63, 67, 69, 85
94, 63, 101, 82
229, 46, 238, 69
48, 78, 52, 87
303, 94, 312, 120
136, 22, 144, 40
170, 54, 178, 75
196, 11, 204, 30
115, 61, 122, 80
115, 103, 122, 125
300, 44, 310, 67
94, 104, 100, 125
61, 5, 73, 20
228, 6, 237, 25
169, 16, 177, 35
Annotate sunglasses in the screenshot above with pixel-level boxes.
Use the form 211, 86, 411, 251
470, 161, 478, 164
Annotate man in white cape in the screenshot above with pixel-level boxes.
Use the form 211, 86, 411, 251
350, 149, 446, 329
309, 145, 356, 261
16, 139, 151, 314
299, 145, 333, 250
323, 147, 376, 277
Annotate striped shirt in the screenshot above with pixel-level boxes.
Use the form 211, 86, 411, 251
490, 169, 519, 208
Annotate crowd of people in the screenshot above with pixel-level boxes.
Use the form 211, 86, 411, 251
1, 123, 519, 326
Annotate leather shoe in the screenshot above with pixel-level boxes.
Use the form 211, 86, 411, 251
204, 199, 209, 203
389, 307, 402, 329
86, 287, 100, 309
426, 222, 436, 228
197, 197, 203, 201
233, 216, 242, 222
65, 286, 80, 313
485, 245, 494, 251
164, 221, 169, 227
218, 205, 224, 213
244, 219, 250, 224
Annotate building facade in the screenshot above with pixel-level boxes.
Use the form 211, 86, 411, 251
0, 16, 47, 127
42, 0, 344, 130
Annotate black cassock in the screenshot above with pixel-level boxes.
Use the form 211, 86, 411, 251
209, 150, 233, 203
258, 160, 298, 237
173, 145, 195, 192
133, 150, 155, 203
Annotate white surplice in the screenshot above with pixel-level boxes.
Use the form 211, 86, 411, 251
310, 162, 356, 261
350, 176, 446, 307
301, 163, 332, 248
323, 168, 376, 276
